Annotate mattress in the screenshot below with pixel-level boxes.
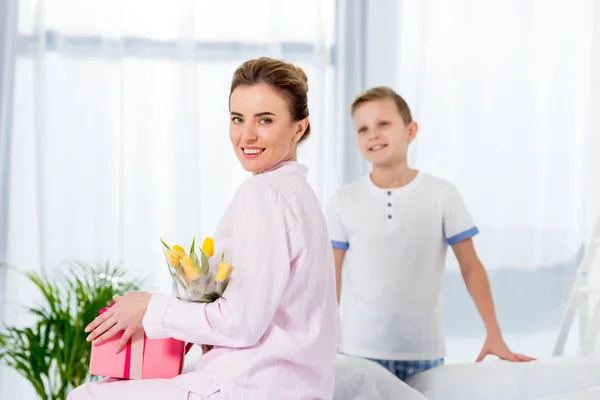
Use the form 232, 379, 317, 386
405, 356, 600, 400
186, 351, 600, 399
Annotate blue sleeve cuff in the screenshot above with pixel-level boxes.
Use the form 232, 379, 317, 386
447, 227, 479, 245
332, 240, 349, 250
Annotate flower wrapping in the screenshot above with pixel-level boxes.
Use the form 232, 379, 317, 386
161, 236, 233, 354
161, 237, 233, 303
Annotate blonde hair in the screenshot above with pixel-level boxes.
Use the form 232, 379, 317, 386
230, 57, 311, 143
351, 86, 413, 124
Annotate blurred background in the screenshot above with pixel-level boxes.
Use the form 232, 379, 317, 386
1, 0, 599, 398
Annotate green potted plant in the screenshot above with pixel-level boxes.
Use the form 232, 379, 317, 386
0, 262, 142, 400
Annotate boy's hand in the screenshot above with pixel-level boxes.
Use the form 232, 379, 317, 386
476, 334, 536, 362
452, 240, 536, 364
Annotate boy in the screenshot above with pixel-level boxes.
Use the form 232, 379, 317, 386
326, 87, 534, 381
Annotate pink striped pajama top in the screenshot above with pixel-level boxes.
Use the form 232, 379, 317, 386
143, 161, 339, 399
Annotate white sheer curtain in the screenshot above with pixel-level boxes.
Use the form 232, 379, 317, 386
2, 0, 337, 398
393, 0, 600, 362
0, 0, 17, 280
0, 0, 18, 396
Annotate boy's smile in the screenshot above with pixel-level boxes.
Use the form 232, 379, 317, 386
368, 143, 388, 152
353, 98, 418, 167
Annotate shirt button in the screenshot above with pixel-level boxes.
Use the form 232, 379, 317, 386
387, 203, 392, 207
387, 191, 392, 196
388, 215, 392, 219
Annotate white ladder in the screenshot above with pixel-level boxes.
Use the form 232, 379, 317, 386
554, 216, 600, 356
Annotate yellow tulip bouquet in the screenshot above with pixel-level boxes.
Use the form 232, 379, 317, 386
160, 237, 232, 303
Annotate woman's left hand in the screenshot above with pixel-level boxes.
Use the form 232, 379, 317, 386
85, 291, 152, 353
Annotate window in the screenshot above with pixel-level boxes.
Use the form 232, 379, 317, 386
9, 0, 338, 292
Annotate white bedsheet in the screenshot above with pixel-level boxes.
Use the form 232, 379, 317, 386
534, 386, 600, 399
334, 354, 426, 400
406, 357, 600, 400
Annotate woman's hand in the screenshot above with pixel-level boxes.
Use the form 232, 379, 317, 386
85, 291, 152, 353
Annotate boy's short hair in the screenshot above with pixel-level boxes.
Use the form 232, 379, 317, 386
350, 86, 413, 124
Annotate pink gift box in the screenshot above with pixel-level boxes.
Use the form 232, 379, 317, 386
89, 331, 185, 380
89, 306, 185, 380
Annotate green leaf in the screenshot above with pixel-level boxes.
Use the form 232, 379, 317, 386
160, 238, 172, 251
0, 261, 143, 399
191, 252, 200, 269
189, 237, 196, 255
200, 252, 210, 275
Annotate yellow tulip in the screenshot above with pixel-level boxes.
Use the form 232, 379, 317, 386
215, 261, 231, 283
202, 237, 214, 257
182, 256, 201, 281
165, 250, 180, 267
172, 244, 186, 258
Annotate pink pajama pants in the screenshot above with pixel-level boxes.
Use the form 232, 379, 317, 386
68, 378, 221, 400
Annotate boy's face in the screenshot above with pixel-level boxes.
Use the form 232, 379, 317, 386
353, 98, 418, 168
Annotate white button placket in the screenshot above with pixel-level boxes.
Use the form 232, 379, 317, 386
385, 190, 394, 230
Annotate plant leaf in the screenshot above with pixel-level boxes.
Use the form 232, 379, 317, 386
0, 261, 143, 399
160, 238, 172, 251
200, 252, 210, 275
189, 237, 196, 255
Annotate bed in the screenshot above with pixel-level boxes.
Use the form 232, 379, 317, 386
336, 354, 600, 400
182, 349, 600, 399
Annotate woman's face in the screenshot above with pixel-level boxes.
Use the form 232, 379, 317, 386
229, 83, 308, 174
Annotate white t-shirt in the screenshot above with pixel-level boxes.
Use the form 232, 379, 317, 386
326, 172, 478, 361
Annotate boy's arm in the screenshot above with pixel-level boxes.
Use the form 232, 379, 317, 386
324, 192, 349, 304
333, 248, 346, 303
452, 238, 535, 362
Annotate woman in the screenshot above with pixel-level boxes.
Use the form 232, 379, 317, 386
70, 57, 339, 400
